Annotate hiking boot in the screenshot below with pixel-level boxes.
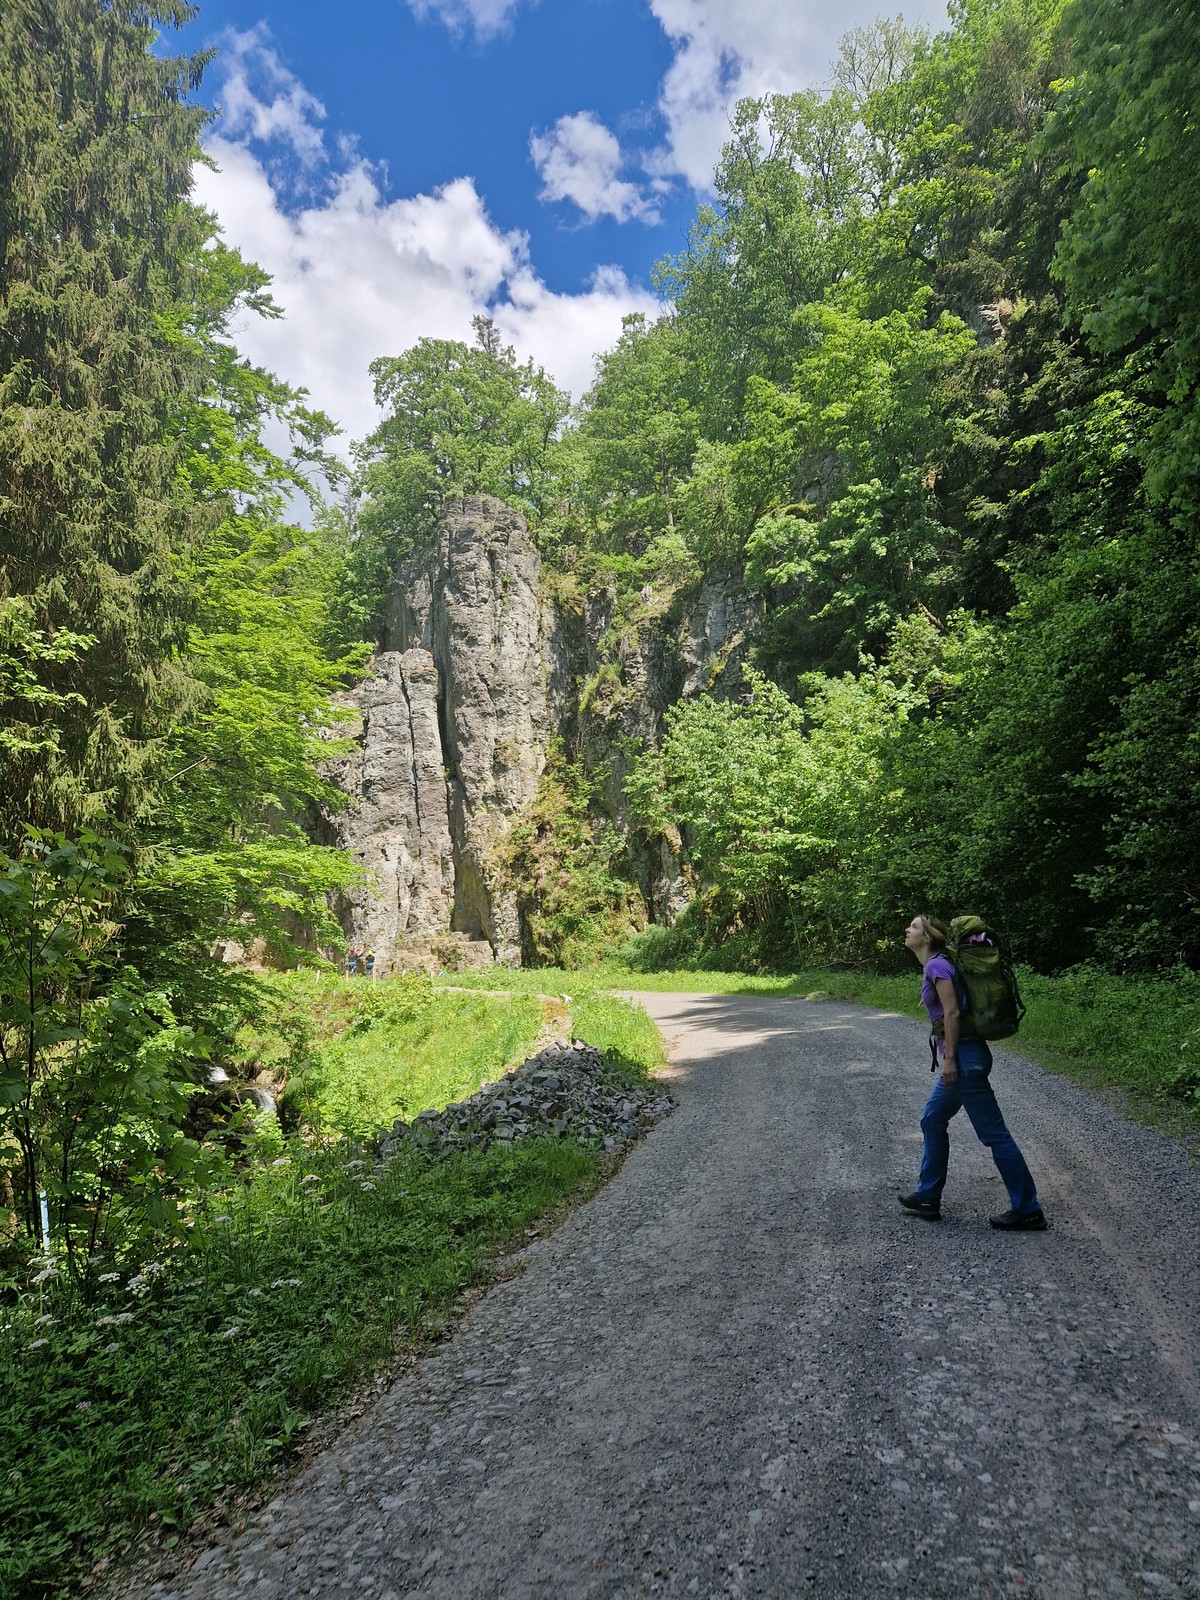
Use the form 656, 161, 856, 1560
989, 1208, 1047, 1231
898, 1191, 941, 1221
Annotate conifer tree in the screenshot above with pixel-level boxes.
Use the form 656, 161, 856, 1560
0, 1, 209, 841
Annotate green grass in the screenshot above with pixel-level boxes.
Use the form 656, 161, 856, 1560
593, 962, 921, 1009
241, 971, 547, 1138
2, 968, 671, 1598
431, 967, 667, 1079
0, 1138, 604, 1599
1015, 966, 1200, 1121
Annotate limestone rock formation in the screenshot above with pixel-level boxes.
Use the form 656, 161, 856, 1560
323, 648, 456, 956
324, 496, 761, 967
390, 497, 554, 961
331, 498, 554, 966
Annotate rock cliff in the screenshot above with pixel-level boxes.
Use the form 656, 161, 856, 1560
326, 495, 759, 967
321, 648, 456, 955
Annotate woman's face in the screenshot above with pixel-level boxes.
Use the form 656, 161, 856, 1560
904, 916, 927, 953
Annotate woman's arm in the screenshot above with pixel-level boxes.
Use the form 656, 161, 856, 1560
935, 974, 960, 1084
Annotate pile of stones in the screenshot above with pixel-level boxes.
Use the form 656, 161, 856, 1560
378, 1039, 674, 1158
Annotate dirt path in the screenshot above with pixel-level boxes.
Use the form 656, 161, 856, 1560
126, 993, 1200, 1600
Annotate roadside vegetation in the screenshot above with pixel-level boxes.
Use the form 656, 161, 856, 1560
0, 971, 662, 1599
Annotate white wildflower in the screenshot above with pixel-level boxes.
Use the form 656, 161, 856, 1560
213, 1214, 233, 1224
270, 1278, 302, 1290
95, 1312, 136, 1328
271, 1157, 290, 1167
300, 1174, 320, 1185
344, 1159, 365, 1170
248, 1287, 264, 1298
98, 1272, 121, 1284
126, 1275, 151, 1298
217, 1324, 240, 1340
102, 1342, 120, 1354
27, 1338, 50, 1351
31, 1265, 59, 1286
76, 1400, 92, 1411
360, 1181, 376, 1192
33, 1314, 56, 1328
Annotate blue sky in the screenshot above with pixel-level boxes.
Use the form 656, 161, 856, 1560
177, 0, 949, 449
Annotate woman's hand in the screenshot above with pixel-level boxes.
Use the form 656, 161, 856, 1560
935, 973, 962, 1086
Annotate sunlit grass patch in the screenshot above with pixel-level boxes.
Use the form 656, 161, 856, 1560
432, 968, 667, 1078
239, 970, 545, 1138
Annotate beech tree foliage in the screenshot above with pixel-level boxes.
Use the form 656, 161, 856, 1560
349, 317, 569, 640
0, 2, 361, 1267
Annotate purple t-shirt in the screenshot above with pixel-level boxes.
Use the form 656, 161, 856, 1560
921, 954, 968, 1044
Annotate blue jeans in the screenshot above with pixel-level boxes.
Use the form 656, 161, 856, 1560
914, 1039, 1041, 1215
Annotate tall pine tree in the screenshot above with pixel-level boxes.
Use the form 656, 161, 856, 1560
0, 1, 209, 841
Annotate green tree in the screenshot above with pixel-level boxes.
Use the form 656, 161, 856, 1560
1051, 0, 1200, 517
658, 83, 877, 440
0, 832, 224, 1279
120, 231, 365, 995
572, 314, 699, 556
0, 0, 210, 840
742, 297, 976, 674
351, 317, 569, 639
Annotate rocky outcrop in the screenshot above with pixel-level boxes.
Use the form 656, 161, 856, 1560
389, 497, 555, 961
325, 497, 761, 967
330, 498, 556, 966
323, 649, 456, 954
678, 569, 762, 698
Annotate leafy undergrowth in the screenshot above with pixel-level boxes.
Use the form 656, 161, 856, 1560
0, 1139, 603, 1599
2, 971, 668, 1598
1015, 966, 1200, 1117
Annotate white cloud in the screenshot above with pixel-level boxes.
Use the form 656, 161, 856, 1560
214, 25, 327, 166
193, 37, 659, 453
530, 112, 659, 225
534, 0, 950, 222
497, 265, 659, 399
403, 0, 527, 41
647, 0, 951, 192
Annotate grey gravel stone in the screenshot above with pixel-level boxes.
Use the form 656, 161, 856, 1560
378, 1039, 674, 1158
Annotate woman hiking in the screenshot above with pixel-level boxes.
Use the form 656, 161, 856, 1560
899, 914, 1047, 1230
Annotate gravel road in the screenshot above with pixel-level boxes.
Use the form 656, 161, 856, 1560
125, 993, 1200, 1600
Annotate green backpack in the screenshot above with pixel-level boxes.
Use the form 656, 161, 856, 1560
944, 915, 1026, 1040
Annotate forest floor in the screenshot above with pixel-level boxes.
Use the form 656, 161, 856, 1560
114, 991, 1200, 1600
